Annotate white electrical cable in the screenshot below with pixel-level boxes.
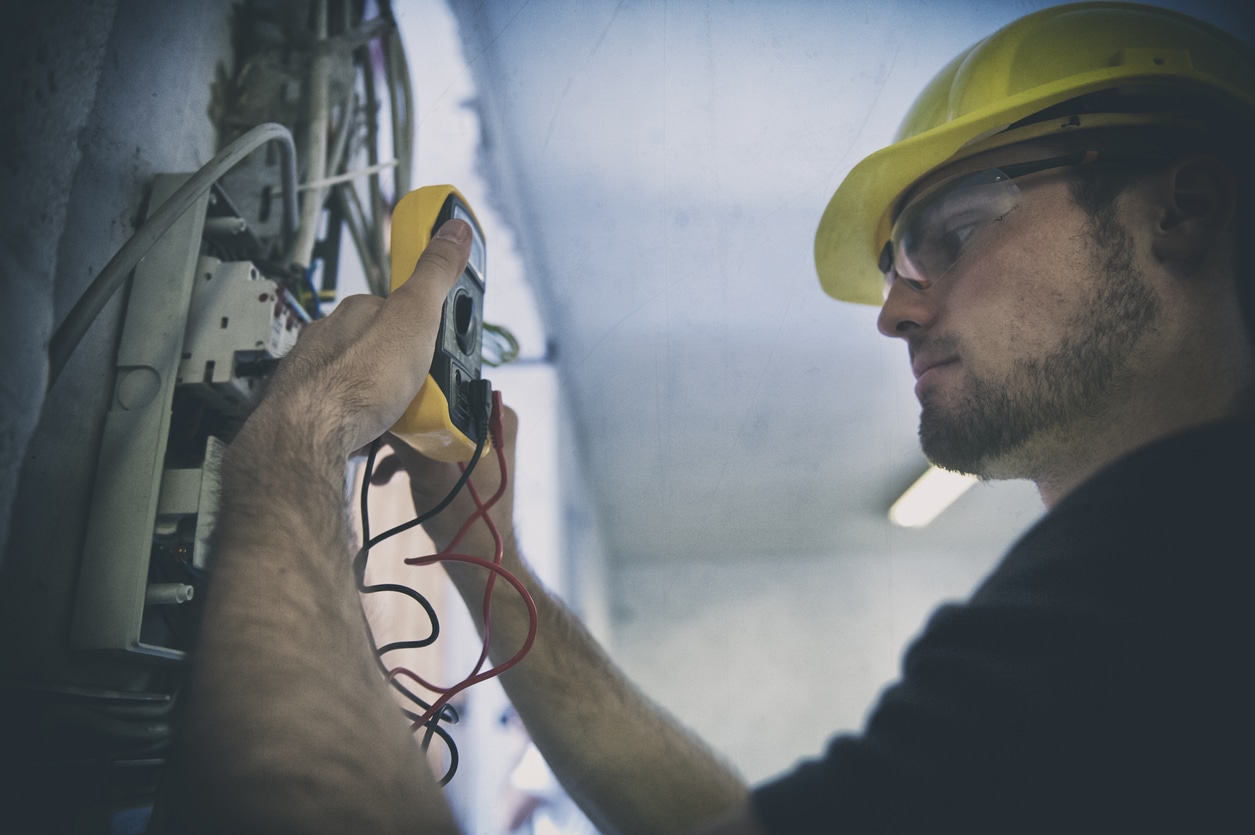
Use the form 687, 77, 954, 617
299, 160, 398, 191
47, 122, 298, 391
289, 0, 331, 269
324, 88, 358, 184
335, 183, 388, 297
385, 25, 414, 200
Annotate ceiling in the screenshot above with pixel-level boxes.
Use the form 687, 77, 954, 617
431, 0, 1252, 566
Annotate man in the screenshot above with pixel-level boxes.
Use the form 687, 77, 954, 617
179, 3, 1254, 833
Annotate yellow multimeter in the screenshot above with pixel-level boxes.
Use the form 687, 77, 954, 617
389, 185, 488, 462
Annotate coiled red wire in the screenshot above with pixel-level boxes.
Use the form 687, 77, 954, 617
365, 390, 538, 751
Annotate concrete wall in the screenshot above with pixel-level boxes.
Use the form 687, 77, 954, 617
0, 0, 118, 573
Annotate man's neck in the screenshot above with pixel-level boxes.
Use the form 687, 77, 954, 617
1029, 380, 1255, 509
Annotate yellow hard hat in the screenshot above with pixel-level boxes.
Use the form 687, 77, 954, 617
816, 1, 1255, 305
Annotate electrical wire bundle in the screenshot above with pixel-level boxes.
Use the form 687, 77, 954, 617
48, 0, 404, 387
48, 0, 519, 389
356, 388, 538, 785
215, 0, 414, 305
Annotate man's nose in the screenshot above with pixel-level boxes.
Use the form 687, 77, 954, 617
877, 278, 936, 338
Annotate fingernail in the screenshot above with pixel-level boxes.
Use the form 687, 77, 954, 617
435, 219, 470, 244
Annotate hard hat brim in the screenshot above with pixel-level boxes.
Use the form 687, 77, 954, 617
816, 66, 1255, 305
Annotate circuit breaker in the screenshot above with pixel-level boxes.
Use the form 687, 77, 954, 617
178, 257, 307, 414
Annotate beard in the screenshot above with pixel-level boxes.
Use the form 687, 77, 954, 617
918, 209, 1161, 478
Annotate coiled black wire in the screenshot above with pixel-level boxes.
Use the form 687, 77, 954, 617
354, 387, 491, 785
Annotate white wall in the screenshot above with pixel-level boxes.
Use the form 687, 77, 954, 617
610, 546, 1009, 784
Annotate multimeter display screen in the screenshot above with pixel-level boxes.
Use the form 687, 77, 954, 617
453, 202, 486, 286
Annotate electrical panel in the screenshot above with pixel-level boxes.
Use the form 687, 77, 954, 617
71, 177, 306, 660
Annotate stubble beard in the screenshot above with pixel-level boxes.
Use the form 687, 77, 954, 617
917, 208, 1161, 479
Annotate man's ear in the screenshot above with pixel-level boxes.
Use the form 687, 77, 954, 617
1152, 153, 1237, 263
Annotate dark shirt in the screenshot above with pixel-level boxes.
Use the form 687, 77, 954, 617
753, 417, 1255, 832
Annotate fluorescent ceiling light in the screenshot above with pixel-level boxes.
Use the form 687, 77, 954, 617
889, 466, 978, 528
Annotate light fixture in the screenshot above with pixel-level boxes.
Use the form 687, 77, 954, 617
888, 465, 978, 528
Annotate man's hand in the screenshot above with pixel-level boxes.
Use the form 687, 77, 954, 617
373, 403, 753, 835
248, 219, 472, 457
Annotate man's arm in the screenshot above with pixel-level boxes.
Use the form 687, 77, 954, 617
177, 222, 473, 833
384, 419, 765, 835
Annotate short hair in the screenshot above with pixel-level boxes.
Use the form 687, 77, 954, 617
1031, 91, 1255, 346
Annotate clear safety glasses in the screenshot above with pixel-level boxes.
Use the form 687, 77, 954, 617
879, 150, 1153, 298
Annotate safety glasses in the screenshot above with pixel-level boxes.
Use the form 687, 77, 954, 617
879, 150, 1158, 298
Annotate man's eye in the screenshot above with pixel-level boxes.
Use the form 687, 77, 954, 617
940, 222, 979, 258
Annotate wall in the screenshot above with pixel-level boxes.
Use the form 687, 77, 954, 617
0, 0, 118, 572
610, 542, 1021, 784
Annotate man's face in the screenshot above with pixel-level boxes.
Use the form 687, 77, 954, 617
876, 142, 1161, 480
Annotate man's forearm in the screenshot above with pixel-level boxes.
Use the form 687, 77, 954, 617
179, 414, 458, 833
443, 537, 749, 835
